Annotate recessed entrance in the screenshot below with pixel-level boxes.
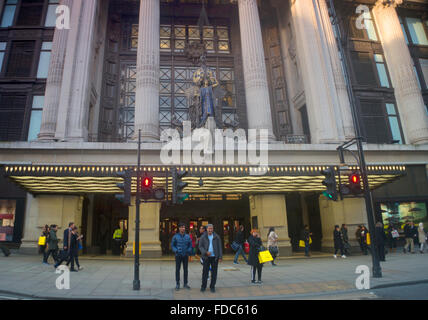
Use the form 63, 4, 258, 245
159, 196, 251, 256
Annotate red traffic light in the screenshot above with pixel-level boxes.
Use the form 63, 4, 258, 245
350, 174, 360, 184
142, 177, 152, 188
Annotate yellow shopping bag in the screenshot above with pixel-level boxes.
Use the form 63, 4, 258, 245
258, 250, 273, 264
299, 240, 305, 248
38, 236, 46, 246
366, 233, 371, 245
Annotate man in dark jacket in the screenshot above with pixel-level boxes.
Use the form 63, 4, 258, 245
54, 222, 75, 269
233, 225, 248, 264
43, 224, 59, 264
199, 224, 222, 293
171, 223, 193, 291
374, 222, 386, 261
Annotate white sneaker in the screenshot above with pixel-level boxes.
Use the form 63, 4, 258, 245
333, 255, 337, 259
341, 255, 346, 259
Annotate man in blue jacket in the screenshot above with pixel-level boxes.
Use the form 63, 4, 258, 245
171, 223, 193, 291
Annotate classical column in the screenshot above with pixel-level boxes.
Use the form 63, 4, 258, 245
290, 0, 342, 143
238, 0, 275, 141
55, 0, 98, 141
38, 0, 73, 141
134, 0, 160, 141
373, 1, 428, 145
316, 0, 355, 140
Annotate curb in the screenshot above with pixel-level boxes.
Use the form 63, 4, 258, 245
371, 278, 428, 290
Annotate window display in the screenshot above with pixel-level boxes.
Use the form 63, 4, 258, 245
381, 201, 428, 227
0, 200, 16, 242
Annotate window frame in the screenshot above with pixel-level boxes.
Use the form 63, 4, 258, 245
0, 0, 54, 29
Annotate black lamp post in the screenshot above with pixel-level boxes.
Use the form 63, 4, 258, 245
329, 0, 382, 278
133, 129, 141, 290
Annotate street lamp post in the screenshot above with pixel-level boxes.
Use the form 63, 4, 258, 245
329, 0, 382, 277
133, 129, 141, 290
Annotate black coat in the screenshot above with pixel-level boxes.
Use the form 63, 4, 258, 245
63, 228, 71, 250
375, 227, 386, 246
69, 233, 79, 255
333, 230, 343, 249
247, 235, 263, 266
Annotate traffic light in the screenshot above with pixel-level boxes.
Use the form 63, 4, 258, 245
172, 168, 189, 205
348, 171, 362, 195
141, 174, 153, 200
115, 170, 132, 206
321, 166, 338, 201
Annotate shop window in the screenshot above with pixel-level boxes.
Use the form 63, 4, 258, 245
0, 200, 16, 242
380, 202, 428, 228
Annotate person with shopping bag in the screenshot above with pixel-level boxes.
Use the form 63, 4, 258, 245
267, 227, 279, 266
300, 225, 312, 257
248, 229, 265, 285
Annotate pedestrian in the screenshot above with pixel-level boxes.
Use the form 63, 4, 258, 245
387, 224, 399, 253
418, 223, 427, 253
43, 224, 59, 265
403, 221, 417, 254
199, 224, 222, 293
341, 224, 350, 256
39, 224, 49, 257
0, 244, 10, 257
189, 229, 196, 262
333, 225, 346, 259
54, 222, 74, 269
355, 225, 363, 253
196, 225, 206, 262
248, 229, 264, 284
112, 225, 123, 256
374, 222, 386, 261
360, 225, 370, 255
68, 226, 83, 272
301, 225, 312, 257
233, 225, 248, 265
171, 222, 193, 291
267, 227, 279, 266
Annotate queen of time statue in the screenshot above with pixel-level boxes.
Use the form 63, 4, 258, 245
184, 54, 224, 129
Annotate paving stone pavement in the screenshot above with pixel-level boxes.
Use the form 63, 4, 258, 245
0, 251, 427, 300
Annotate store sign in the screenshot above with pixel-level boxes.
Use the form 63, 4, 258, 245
0, 200, 16, 242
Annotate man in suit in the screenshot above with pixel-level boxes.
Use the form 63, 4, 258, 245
54, 222, 75, 269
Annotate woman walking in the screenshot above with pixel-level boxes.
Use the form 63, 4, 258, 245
333, 225, 346, 259
39, 225, 49, 259
387, 224, 399, 253
267, 227, 279, 266
248, 229, 264, 285
418, 223, 427, 253
301, 225, 312, 257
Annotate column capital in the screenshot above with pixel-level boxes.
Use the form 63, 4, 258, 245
374, 0, 403, 9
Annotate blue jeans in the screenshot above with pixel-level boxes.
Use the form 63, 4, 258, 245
233, 245, 248, 263
304, 241, 310, 256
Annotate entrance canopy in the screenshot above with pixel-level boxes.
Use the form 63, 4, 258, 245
1, 164, 406, 195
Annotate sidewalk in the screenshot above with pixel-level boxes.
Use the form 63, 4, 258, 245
0, 251, 427, 300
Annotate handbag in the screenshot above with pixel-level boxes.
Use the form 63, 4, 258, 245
258, 250, 273, 264
231, 241, 240, 252
38, 236, 46, 246
269, 246, 279, 256
299, 240, 305, 248
244, 241, 250, 254
366, 233, 371, 245
78, 242, 83, 250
